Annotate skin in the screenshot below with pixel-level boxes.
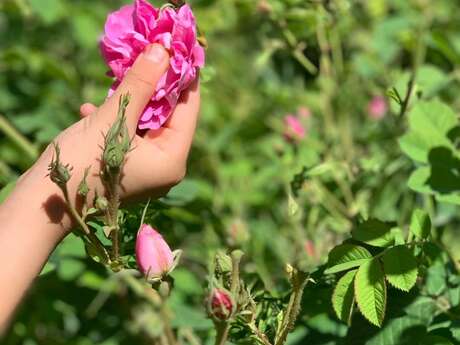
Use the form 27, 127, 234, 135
0, 44, 200, 334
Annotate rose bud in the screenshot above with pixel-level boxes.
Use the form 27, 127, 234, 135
136, 224, 174, 280
208, 288, 235, 321
297, 106, 311, 119
367, 95, 387, 120
284, 115, 306, 141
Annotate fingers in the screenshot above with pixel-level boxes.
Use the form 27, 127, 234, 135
79, 103, 97, 118
144, 78, 200, 160
98, 44, 170, 132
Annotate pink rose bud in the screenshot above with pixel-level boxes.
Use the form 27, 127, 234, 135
208, 288, 235, 321
284, 115, 306, 140
304, 240, 316, 258
136, 224, 174, 279
367, 96, 387, 120
297, 106, 311, 119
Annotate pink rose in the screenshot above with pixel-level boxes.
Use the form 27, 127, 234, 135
136, 224, 174, 279
100, 0, 205, 130
367, 96, 387, 120
284, 115, 306, 140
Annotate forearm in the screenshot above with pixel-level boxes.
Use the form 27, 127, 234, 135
0, 162, 69, 334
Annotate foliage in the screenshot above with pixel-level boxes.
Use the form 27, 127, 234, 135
1, 0, 460, 344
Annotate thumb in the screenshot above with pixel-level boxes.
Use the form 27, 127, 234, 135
98, 44, 170, 132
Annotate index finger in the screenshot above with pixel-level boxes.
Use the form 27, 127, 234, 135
96, 44, 170, 133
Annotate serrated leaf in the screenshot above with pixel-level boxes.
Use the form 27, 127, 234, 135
382, 246, 418, 292
354, 258, 386, 327
399, 100, 457, 163
352, 219, 394, 247
325, 244, 372, 274
410, 209, 431, 239
332, 270, 356, 325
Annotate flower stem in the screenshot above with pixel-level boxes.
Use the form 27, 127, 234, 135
107, 172, 121, 260
274, 268, 309, 345
61, 184, 110, 263
0, 114, 38, 162
214, 322, 230, 345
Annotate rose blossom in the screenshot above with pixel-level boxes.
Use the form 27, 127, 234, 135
136, 224, 174, 279
367, 96, 387, 120
100, 0, 205, 130
284, 115, 306, 140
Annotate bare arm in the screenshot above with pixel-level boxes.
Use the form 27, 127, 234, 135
0, 43, 200, 333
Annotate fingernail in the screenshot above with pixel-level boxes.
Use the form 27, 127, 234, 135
145, 44, 166, 63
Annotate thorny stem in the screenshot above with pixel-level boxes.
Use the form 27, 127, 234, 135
0, 114, 38, 163
248, 323, 273, 345
274, 268, 309, 345
106, 172, 121, 261
120, 271, 177, 345
398, 2, 431, 118
161, 303, 178, 345
179, 328, 202, 345
213, 251, 244, 345
61, 184, 110, 263
279, 22, 317, 75
214, 322, 230, 345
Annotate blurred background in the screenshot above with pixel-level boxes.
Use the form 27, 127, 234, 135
1, 0, 460, 344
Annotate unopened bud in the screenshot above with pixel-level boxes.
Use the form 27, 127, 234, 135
48, 143, 71, 188
102, 94, 131, 173
95, 196, 109, 211
77, 167, 91, 197
227, 218, 249, 247
215, 251, 232, 276
208, 288, 235, 321
136, 224, 175, 280
103, 144, 125, 171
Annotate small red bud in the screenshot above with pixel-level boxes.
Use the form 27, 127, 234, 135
208, 289, 235, 321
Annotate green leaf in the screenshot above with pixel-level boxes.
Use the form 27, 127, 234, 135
28, 0, 65, 24
382, 246, 418, 292
399, 100, 457, 163
162, 179, 200, 206
332, 270, 356, 325
352, 219, 394, 247
410, 209, 431, 239
421, 335, 454, 345
408, 167, 460, 205
325, 244, 373, 274
354, 258, 387, 327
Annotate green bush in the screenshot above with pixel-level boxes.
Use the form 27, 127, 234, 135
1, 0, 460, 344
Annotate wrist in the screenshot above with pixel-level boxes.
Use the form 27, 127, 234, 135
1, 156, 71, 245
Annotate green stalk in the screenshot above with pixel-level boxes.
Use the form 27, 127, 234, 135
0, 115, 38, 162
214, 322, 230, 345
61, 184, 110, 263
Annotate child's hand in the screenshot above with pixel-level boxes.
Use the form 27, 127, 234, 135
23, 43, 200, 229
0, 44, 200, 329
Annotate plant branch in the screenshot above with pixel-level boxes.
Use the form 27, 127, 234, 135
0, 114, 38, 162
61, 184, 110, 264
214, 322, 231, 345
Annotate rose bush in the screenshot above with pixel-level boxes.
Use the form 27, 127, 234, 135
100, 0, 205, 130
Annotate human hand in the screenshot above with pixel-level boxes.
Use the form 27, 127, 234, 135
21, 43, 200, 230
